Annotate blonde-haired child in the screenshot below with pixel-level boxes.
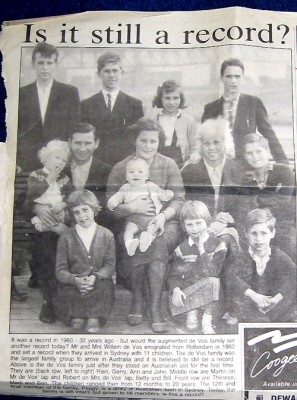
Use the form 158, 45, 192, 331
26, 140, 71, 235
167, 200, 227, 334
54, 189, 115, 333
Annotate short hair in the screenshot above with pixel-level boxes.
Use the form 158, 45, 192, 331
38, 140, 70, 165
243, 132, 271, 154
179, 200, 211, 227
32, 43, 59, 62
68, 123, 97, 141
97, 52, 122, 73
67, 189, 101, 216
152, 80, 187, 109
245, 208, 276, 233
197, 118, 235, 160
126, 157, 149, 171
220, 58, 244, 76
125, 117, 166, 150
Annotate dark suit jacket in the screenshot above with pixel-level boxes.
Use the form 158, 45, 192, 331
201, 94, 288, 163
182, 158, 242, 217
17, 80, 81, 172
81, 91, 143, 166
65, 157, 111, 228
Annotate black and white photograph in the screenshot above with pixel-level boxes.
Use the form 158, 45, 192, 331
11, 43, 297, 335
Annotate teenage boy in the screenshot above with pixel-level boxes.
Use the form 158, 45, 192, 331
81, 51, 143, 166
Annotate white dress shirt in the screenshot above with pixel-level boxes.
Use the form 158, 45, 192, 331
102, 88, 120, 111
71, 157, 93, 189
37, 80, 53, 123
204, 156, 226, 212
158, 110, 181, 146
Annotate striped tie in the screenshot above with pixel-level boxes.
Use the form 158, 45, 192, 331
107, 93, 112, 111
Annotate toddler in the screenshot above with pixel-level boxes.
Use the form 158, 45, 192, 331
107, 157, 174, 256
26, 140, 71, 235
54, 189, 115, 333
167, 200, 227, 334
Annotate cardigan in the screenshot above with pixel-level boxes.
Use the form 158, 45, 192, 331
56, 224, 115, 286
227, 246, 296, 317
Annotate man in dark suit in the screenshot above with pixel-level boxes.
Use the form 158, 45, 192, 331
81, 52, 143, 166
17, 42, 80, 172
201, 58, 287, 164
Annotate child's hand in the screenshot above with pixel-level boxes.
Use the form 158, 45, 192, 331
248, 291, 272, 308
163, 190, 174, 201
51, 201, 66, 214
74, 277, 93, 295
46, 167, 60, 185
172, 287, 186, 307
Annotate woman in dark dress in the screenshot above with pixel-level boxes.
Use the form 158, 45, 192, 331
106, 118, 185, 333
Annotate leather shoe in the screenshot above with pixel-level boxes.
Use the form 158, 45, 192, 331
39, 301, 55, 324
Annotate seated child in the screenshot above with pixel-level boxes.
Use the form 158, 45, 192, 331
107, 157, 174, 256
26, 140, 71, 235
54, 189, 116, 333
167, 200, 227, 334
238, 132, 296, 257
227, 208, 296, 323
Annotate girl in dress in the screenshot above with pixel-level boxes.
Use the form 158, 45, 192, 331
168, 200, 227, 334
54, 189, 115, 333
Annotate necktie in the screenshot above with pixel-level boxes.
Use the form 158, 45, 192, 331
228, 99, 235, 131
107, 93, 112, 111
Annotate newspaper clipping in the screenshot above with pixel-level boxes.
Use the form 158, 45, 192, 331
0, 7, 296, 400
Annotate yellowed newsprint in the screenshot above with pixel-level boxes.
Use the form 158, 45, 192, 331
0, 8, 297, 400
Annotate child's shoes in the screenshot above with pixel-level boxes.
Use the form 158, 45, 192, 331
86, 318, 100, 333
70, 318, 85, 330
186, 309, 198, 330
202, 312, 215, 334
222, 312, 238, 325
125, 239, 140, 256
139, 232, 154, 252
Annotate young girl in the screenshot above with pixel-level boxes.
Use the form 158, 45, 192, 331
54, 189, 115, 333
151, 80, 198, 167
167, 201, 227, 334
25, 140, 71, 235
107, 157, 174, 256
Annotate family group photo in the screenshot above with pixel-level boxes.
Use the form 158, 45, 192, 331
10, 43, 297, 335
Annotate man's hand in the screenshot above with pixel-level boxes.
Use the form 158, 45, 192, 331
34, 204, 60, 226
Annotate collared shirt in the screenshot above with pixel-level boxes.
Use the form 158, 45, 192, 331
247, 162, 274, 189
102, 88, 120, 111
37, 80, 53, 123
188, 235, 209, 248
158, 110, 181, 146
223, 95, 239, 131
75, 222, 97, 252
248, 246, 271, 276
71, 157, 93, 189
204, 156, 226, 212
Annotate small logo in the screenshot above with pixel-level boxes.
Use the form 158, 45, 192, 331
255, 395, 263, 400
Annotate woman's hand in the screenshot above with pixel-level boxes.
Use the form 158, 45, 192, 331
147, 212, 166, 237
172, 287, 186, 307
130, 196, 156, 215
